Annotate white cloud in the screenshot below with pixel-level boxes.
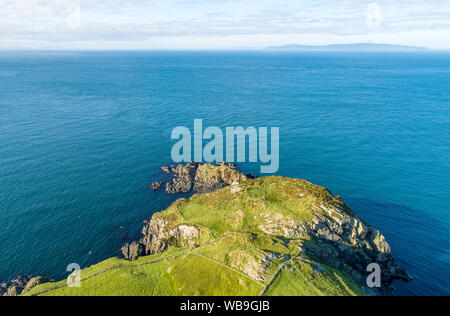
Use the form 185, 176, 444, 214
0, 0, 449, 49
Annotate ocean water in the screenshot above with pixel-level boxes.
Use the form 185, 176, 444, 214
0, 51, 449, 296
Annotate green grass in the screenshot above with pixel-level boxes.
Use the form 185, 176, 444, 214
175, 176, 340, 238
24, 175, 366, 296
264, 261, 365, 297
39, 260, 169, 296
24, 249, 264, 296
167, 254, 264, 296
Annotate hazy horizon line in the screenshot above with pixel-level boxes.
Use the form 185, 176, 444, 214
2, 43, 449, 53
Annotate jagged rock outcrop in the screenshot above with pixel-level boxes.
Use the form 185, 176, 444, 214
228, 250, 280, 281
301, 204, 411, 291
121, 241, 144, 261
1, 275, 52, 296
255, 195, 412, 294
256, 202, 412, 290
139, 218, 170, 255
139, 215, 201, 256
165, 162, 199, 194
193, 163, 248, 193
161, 162, 248, 194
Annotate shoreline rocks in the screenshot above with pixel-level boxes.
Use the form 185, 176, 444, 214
157, 162, 249, 195
1, 275, 53, 296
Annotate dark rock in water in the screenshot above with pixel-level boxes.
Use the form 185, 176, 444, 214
246, 174, 257, 179
150, 182, 162, 190
1, 275, 52, 296
121, 242, 143, 261
164, 162, 248, 195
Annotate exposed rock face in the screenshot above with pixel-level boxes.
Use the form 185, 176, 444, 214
121, 241, 144, 262
300, 204, 412, 290
1, 275, 52, 296
139, 217, 201, 256
257, 213, 303, 238
228, 250, 278, 281
256, 200, 412, 293
121, 198, 203, 259
193, 163, 247, 193
121, 201, 203, 259
162, 162, 248, 194
139, 218, 170, 255
165, 162, 199, 194
22, 276, 53, 294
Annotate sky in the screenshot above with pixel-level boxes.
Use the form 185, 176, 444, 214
0, 0, 449, 50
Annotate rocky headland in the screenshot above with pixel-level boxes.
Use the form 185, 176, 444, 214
20, 163, 411, 296
120, 163, 411, 296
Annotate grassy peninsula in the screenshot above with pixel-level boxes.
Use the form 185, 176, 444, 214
22, 165, 409, 296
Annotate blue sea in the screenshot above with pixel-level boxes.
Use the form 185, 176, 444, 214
0, 51, 449, 296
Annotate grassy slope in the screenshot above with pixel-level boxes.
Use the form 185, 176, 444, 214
25, 176, 366, 296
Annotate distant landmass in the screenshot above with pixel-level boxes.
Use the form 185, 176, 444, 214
269, 43, 430, 51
